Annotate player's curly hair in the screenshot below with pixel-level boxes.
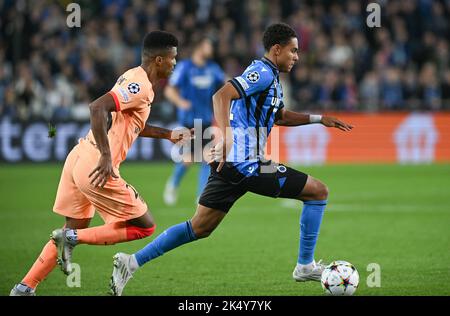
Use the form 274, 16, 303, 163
142, 31, 178, 58
262, 23, 297, 51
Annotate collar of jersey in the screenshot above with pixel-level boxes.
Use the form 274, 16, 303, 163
138, 65, 152, 86
261, 57, 278, 70
261, 57, 279, 77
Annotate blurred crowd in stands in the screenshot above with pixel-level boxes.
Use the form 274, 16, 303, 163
1, 0, 449, 122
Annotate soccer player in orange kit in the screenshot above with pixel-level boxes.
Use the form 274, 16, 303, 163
10, 31, 185, 296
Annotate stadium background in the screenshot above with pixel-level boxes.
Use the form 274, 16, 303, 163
0, 0, 449, 296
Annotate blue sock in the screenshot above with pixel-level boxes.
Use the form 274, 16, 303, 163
134, 221, 197, 266
298, 200, 327, 265
171, 163, 188, 187
197, 163, 210, 197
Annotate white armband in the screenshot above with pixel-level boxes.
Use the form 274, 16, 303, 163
309, 114, 322, 124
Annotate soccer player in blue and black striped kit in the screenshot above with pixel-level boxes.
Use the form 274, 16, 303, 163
110, 23, 354, 296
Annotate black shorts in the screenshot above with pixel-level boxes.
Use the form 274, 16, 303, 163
199, 161, 309, 212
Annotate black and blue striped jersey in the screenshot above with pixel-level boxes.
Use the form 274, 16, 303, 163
228, 57, 284, 176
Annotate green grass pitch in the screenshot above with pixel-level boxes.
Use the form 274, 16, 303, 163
1, 163, 449, 296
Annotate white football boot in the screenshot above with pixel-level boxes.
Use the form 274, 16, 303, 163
9, 283, 36, 296
110, 253, 136, 296
292, 260, 327, 282
163, 180, 178, 206
51, 228, 77, 275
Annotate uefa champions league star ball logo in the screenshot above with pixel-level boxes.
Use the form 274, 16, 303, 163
128, 83, 140, 94
246, 71, 260, 83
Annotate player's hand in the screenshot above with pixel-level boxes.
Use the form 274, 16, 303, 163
169, 128, 194, 145
209, 140, 229, 172
321, 116, 354, 132
178, 99, 191, 110
89, 154, 118, 188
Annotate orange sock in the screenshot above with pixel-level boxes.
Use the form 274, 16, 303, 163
76, 222, 155, 245
22, 240, 57, 289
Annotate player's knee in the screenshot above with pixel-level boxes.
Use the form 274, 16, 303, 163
142, 219, 156, 229
126, 224, 156, 240
190, 206, 223, 239
315, 181, 329, 200
127, 211, 155, 229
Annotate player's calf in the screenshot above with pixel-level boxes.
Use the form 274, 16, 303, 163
59, 222, 156, 246
292, 176, 329, 281
191, 223, 215, 239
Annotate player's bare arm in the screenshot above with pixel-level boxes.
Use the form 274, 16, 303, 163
164, 85, 191, 109
139, 125, 194, 144
320, 115, 353, 131
88, 93, 119, 188
275, 109, 354, 132
210, 82, 240, 171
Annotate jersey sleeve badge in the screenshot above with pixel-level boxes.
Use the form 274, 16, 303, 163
246, 71, 260, 83
127, 82, 141, 94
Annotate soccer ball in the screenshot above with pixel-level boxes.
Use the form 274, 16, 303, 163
321, 261, 359, 296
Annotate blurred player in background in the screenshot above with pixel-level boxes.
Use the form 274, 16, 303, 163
110, 23, 353, 296
163, 37, 225, 205
10, 31, 189, 296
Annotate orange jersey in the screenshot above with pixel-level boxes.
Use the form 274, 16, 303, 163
79, 66, 154, 167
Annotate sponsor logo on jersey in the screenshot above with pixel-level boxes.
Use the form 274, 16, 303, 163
191, 75, 213, 89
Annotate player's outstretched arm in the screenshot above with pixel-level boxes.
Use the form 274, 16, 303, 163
88, 93, 119, 188
274, 109, 310, 126
275, 109, 354, 132
139, 125, 194, 144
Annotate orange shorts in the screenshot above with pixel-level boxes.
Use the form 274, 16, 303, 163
53, 144, 148, 224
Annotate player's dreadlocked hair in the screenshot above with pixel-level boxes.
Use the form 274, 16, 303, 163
142, 31, 179, 58
262, 23, 297, 51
